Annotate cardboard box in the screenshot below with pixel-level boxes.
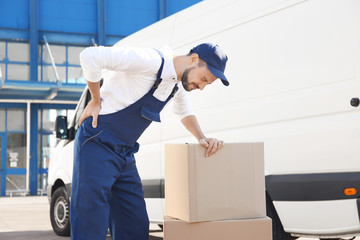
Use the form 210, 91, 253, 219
165, 143, 265, 222
164, 216, 272, 240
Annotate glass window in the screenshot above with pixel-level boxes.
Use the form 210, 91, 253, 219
7, 64, 29, 81
52, 45, 66, 64
42, 65, 54, 82
7, 133, 26, 169
0, 41, 5, 60
42, 134, 50, 148
42, 65, 65, 82
8, 42, 29, 62
0, 63, 5, 81
38, 133, 53, 193
74, 90, 90, 130
6, 175, 26, 192
58, 66, 66, 82
7, 109, 25, 131
37, 65, 42, 82
43, 45, 65, 65
67, 109, 76, 123
68, 46, 85, 65
68, 67, 84, 83
0, 109, 5, 131
41, 109, 57, 132
38, 109, 41, 129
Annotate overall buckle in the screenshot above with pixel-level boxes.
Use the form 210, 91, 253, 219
170, 84, 179, 97
152, 78, 162, 89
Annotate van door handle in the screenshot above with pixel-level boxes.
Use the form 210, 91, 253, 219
350, 98, 359, 107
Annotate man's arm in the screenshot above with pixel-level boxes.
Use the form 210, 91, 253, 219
181, 115, 224, 157
78, 81, 101, 128
77, 46, 164, 128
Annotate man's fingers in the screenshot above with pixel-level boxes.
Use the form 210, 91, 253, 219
205, 139, 215, 157
218, 140, 224, 150
79, 115, 85, 127
199, 138, 224, 157
210, 141, 219, 156
77, 100, 101, 128
207, 140, 219, 157
206, 139, 225, 157
199, 138, 209, 148
92, 113, 98, 128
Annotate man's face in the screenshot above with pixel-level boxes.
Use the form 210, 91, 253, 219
181, 64, 217, 92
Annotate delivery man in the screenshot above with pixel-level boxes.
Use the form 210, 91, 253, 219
70, 43, 229, 240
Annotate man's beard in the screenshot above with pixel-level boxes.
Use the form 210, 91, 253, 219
181, 67, 195, 92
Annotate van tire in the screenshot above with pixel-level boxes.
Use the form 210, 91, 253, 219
266, 192, 297, 240
50, 186, 71, 236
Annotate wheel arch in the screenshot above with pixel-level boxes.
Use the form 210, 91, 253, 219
51, 179, 66, 197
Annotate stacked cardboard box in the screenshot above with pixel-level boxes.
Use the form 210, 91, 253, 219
164, 143, 272, 240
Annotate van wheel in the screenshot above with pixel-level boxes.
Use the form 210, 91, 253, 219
50, 186, 71, 236
266, 192, 297, 240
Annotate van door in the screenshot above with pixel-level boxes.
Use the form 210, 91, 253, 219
0, 132, 27, 197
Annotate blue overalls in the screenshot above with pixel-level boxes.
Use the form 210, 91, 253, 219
70, 50, 178, 240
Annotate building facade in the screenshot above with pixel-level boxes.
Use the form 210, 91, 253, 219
0, 0, 201, 196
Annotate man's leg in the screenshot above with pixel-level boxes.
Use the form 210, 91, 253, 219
109, 159, 149, 240
70, 132, 116, 240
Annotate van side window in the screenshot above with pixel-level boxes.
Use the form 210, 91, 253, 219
73, 79, 101, 130
73, 90, 91, 131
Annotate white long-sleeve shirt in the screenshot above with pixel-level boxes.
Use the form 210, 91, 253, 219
79, 46, 194, 119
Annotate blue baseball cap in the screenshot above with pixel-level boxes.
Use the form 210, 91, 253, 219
190, 43, 229, 86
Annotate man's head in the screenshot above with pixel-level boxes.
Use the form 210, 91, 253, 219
180, 43, 229, 92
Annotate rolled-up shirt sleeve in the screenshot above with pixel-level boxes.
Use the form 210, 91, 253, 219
172, 84, 195, 119
79, 46, 161, 82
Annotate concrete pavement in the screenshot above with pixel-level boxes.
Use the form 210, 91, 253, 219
0, 196, 162, 240
0, 196, 358, 240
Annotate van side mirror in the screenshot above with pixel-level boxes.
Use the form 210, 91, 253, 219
55, 116, 75, 140
55, 116, 68, 139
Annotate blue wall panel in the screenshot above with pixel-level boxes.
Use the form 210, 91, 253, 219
106, 0, 159, 36
167, 0, 201, 16
0, 0, 29, 29
39, 0, 97, 34
0, 0, 202, 41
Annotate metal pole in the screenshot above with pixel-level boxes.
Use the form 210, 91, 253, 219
159, 0, 167, 20
43, 35, 60, 82
97, 0, 106, 46
26, 101, 31, 194
30, 0, 39, 82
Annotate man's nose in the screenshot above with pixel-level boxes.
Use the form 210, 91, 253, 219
199, 83, 206, 90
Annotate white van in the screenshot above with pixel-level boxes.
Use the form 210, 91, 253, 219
47, 0, 360, 239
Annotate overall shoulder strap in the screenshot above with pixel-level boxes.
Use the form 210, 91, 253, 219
152, 49, 165, 89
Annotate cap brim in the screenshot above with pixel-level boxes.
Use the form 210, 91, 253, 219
208, 65, 229, 86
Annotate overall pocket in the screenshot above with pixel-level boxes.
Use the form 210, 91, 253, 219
81, 129, 104, 148
140, 105, 161, 122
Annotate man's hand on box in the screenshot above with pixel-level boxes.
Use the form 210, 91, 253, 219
199, 138, 224, 157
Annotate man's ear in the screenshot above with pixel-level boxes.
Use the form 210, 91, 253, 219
189, 53, 199, 66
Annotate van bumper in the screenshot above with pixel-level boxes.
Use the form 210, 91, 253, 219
266, 172, 360, 237
273, 198, 360, 237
